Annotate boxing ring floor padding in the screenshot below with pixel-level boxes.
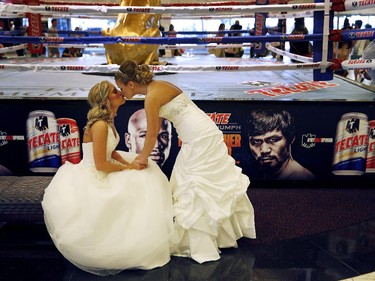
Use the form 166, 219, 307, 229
0, 53, 374, 101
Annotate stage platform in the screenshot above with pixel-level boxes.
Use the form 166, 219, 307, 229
0, 52, 374, 101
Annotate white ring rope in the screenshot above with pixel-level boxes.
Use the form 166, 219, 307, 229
0, 13, 117, 19
0, 10, 316, 20
21, 43, 252, 50
266, 43, 314, 63
0, 62, 331, 73
0, 3, 328, 16
0, 43, 103, 53
335, 9, 375, 16
1, 2, 374, 15
159, 43, 253, 50
50, 43, 102, 48
1, 42, 253, 51
344, 0, 375, 11
40, 0, 116, 5
158, 11, 316, 19
0, 44, 28, 54
341, 59, 375, 70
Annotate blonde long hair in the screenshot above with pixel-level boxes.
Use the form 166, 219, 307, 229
84, 80, 114, 131
115, 60, 154, 86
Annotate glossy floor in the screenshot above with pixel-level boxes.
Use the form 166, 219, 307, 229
1, 217, 375, 281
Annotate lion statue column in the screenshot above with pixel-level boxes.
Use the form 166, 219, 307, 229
102, 0, 161, 65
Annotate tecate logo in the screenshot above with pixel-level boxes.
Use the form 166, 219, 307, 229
203, 37, 223, 43
121, 37, 141, 43
215, 66, 240, 71
44, 6, 70, 12
60, 66, 85, 71
209, 7, 233, 12
358, 0, 375, 6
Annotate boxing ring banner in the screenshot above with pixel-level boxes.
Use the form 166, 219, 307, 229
24, 0, 44, 55
0, 97, 374, 187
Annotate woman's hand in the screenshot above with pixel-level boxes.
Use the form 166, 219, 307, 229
126, 161, 138, 170
130, 156, 148, 170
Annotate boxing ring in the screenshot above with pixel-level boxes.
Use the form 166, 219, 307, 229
0, 1, 375, 188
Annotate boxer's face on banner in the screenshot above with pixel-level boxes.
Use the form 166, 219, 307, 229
126, 116, 147, 154
249, 129, 290, 173
126, 115, 171, 167
155, 119, 172, 166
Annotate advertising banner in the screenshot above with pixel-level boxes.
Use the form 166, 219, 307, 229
0, 98, 374, 187
24, 0, 44, 55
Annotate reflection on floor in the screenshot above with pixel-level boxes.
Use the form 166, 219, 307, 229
1, 216, 375, 281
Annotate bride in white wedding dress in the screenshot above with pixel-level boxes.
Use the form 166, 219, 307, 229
42, 80, 173, 276
115, 61, 256, 264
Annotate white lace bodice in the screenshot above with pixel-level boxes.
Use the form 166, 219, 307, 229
159, 93, 220, 143
159, 93, 190, 121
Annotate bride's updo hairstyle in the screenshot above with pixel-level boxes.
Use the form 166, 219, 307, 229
115, 60, 154, 86
84, 80, 113, 131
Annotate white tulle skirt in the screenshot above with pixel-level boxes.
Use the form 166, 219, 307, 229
42, 151, 173, 276
170, 134, 256, 264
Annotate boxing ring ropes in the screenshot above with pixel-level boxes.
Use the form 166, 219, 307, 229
0, 1, 375, 81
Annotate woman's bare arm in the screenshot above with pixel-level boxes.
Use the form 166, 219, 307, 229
134, 91, 162, 168
91, 121, 130, 172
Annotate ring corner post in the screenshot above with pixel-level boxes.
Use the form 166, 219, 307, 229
313, 0, 334, 81
254, 0, 269, 57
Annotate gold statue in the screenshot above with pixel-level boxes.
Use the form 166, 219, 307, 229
102, 0, 161, 65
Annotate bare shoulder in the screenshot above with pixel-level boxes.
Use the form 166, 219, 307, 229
89, 120, 108, 138
150, 80, 182, 92
83, 120, 108, 142
148, 80, 182, 103
91, 120, 107, 130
